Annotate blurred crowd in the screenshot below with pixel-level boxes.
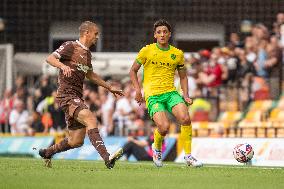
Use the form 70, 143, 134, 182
1, 13, 284, 136
0, 75, 148, 137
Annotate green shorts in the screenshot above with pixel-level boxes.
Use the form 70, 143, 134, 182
146, 91, 186, 118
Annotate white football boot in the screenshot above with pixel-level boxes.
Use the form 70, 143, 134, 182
184, 154, 203, 167
152, 143, 163, 167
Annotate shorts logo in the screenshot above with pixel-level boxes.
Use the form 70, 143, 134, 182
154, 103, 159, 109
74, 99, 80, 103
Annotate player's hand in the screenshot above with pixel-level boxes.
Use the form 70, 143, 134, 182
184, 96, 193, 106
60, 65, 74, 77
109, 87, 124, 98
135, 90, 144, 106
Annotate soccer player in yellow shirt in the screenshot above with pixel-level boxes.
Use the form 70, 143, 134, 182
129, 19, 202, 167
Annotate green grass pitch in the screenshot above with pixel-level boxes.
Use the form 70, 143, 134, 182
1, 157, 284, 189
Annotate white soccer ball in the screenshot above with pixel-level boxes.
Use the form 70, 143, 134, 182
233, 143, 254, 163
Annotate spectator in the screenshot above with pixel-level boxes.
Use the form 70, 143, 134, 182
174, 71, 197, 98
30, 111, 44, 134
198, 53, 223, 89
9, 100, 30, 135
88, 90, 102, 124
276, 13, 284, 25
221, 47, 238, 83
121, 125, 165, 161
228, 32, 244, 48
253, 24, 270, 42
245, 36, 257, 63
31, 88, 43, 111
12, 76, 28, 98
39, 75, 54, 101
100, 91, 115, 135
47, 101, 66, 133
265, 43, 282, 99
0, 89, 14, 133
113, 85, 139, 136
236, 49, 255, 79
126, 111, 145, 136
236, 49, 255, 109
254, 40, 269, 78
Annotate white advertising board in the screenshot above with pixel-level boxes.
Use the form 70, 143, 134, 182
175, 138, 284, 167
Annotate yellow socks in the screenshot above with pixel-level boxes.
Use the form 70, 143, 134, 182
154, 129, 164, 151
181, 125, 192, 155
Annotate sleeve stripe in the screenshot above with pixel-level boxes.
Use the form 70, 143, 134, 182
177, 64, 184, 68
136, 59, 142, 65
53, 52, 61, 59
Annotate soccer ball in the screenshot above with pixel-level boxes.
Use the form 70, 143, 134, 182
233, 143, 254, 163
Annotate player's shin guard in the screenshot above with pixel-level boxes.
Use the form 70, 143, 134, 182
88, 128, 110, 162
43, 138, 72, 158
154, 129, 164, 151
181, 125, 192, 155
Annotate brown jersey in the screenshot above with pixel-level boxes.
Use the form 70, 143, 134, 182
53, 40, 93, 98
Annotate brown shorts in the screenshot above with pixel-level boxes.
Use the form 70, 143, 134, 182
56, 96, 88, 130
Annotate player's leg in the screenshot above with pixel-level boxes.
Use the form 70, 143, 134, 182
39, 117, 86, 167
38, 106, 86, 167
147, 96, 169, 167
151, 111, 170, 167
76, 108, 122, 169
172, 103, 192, 154
40, 127, 86, 158
172, 102, 203, 167
152, 112, 170, 150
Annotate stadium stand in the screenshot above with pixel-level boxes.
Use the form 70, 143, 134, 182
0, 1, 284, 141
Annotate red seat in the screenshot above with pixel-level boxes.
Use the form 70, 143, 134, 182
192, 110, 209, 121
254, 89, 270, 100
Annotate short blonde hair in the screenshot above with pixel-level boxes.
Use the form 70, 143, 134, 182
79, 21, 97, 36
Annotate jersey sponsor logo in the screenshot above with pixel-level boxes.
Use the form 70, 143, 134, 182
171, 54, 176, 60
77, 64, 91, 73
151, 61, 172, 67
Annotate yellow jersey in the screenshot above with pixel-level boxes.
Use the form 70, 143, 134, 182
136, 43, 185, 99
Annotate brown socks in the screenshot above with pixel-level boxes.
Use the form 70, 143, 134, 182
43, 129, 109, 162
87, 128, 110, 162
44, 138, 72, 158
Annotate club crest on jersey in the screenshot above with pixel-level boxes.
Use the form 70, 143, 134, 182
171, 54, 176, 60
77, 64, 91, 73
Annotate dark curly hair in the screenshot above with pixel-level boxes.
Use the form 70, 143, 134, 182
153, 19, 172, 33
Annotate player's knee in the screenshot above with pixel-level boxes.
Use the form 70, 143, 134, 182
69, 140, 84, 148
179, 114, 191, 125
85, 117, 97, 128
74, 141, 84, 148
157, 123, 170, 136
77, 110, 97, 128
159, 129, 168, 136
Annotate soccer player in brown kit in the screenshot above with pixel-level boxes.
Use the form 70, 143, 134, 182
39, 21, 123, 169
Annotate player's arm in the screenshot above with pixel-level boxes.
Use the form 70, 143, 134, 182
178, 67, 193, 105
46, 42, 74, 77
129, 61, 144, 105
86, 71, 123, 97
46, 54, 74, 77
